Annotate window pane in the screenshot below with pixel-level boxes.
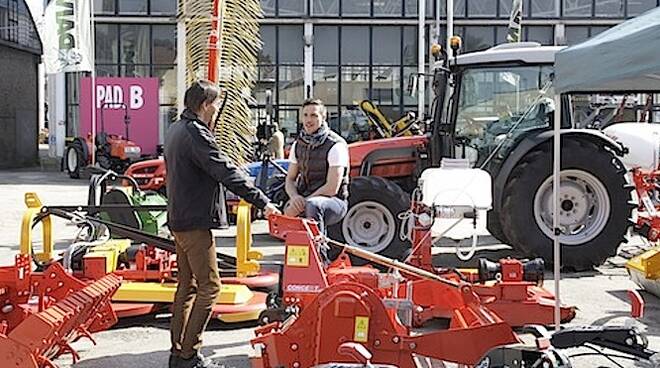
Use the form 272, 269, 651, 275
152, 25, 176, 64
261, 0, 276, 16
372, 66, 400, 105
402, 26, 417, 65
277, 109, 300, 136
94, 0, 115, 14
340, 66, 369, 104
468, 0, 497, 17
314, 26, 338, 64
500, 0, 529, 18
525, 26, 554, 45
373, 27, 401, 64
564, 26, 589, 45
464, 26, 495, 52
595, 0, 624, 17
122, 65, 150, 77
590, 26, 611, 36
160, 106, 178, 142
495, 26, 508, 44
440, 0, 466, 17
403, 67, 419, 105
120, 24, 150, 64
278, 26, 303, 63
259, 26, 276, 64
66, 73, 81, 105
280, 0, 305, 16
628, 0, 657, 16
563, 0, 592, 16
153, 65, 177, 105
150, 0, 176, 14
530, 0, 558, 17
95, 24, 118, 64
279, 66, 304, 105
313, 0, 339, 15
341, 26, 369, 65
313, 66, 339, 105
331, 106, 369, 142
342, 0, 370, 15
404, 0, 433, 17
119, 0, 147, 13
374, 0, 402, 16
96, 65, 119, 77
255, 65, 277, 104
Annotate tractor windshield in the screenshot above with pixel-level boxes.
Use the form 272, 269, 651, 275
453, 65, 554, 168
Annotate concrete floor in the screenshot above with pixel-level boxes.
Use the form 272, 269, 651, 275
0, 169, 659, 368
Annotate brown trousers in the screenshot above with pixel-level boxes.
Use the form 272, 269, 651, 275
170, 229, 221, 359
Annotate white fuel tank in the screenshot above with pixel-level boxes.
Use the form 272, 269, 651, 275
603, 123, 660, 170
419, 160, 492, 210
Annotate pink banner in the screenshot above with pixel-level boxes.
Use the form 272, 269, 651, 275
80, 77, 160, 155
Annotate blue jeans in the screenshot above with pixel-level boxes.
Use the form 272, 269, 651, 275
304, 196, 348, 263
304, 196, 348, 234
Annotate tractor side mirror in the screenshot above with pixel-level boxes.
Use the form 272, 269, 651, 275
407, 73, 418, 97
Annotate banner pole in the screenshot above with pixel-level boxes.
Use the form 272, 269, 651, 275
90, 0, 96, 166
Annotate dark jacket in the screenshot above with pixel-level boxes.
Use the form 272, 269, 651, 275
295, 131, 349, 201
165, 109, 269, 231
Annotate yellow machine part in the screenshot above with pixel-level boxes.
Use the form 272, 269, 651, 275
359, 100, 417, 138
83, 239, 132, 273
22, 192, 54, 264
113, 282, 255, 305
235, 200, 263, 277
626, 246, 660, 298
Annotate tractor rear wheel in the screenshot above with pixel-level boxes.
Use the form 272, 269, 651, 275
327, 176, 411, 263
65, 141, 85, 179
500, 139, 632, 271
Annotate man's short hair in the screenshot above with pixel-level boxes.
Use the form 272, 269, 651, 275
184, 80, 220, 112
302, 98, 327, 117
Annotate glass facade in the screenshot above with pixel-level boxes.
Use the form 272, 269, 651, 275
63, 0, 659, 142
0, 0, 42, 53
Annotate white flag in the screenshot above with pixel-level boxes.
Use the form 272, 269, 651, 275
507, 0, 523, 43
43, 0, 93, 74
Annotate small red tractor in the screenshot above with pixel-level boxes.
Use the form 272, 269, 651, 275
65, 102, 142, 178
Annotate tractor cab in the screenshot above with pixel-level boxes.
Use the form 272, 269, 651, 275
429, 41, 566, 171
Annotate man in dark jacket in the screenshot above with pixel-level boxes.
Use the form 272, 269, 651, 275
284, 99, 349, 254
166, 80, 280, 368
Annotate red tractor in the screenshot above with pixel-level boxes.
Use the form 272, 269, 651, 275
65, 102, 142, 178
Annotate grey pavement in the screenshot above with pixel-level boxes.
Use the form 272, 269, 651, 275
0, 169, 659, 368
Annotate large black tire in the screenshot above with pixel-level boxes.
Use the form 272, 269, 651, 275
486, 209, 510, 245
65, 141, 85, 179
500, 139, 632, 271
327, 176, 411, 263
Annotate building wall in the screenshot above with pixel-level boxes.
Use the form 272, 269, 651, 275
62, 0, 660, 143
0, 45, 39, 168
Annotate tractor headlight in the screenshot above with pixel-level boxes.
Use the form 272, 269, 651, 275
124, 146, 142, 158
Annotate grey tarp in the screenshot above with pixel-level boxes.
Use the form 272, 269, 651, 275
555, 6, 660, 94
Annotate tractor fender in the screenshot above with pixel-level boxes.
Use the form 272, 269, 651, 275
492, 129, 627, 212
348, 135, 429, 178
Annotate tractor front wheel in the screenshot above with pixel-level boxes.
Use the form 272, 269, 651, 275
500, 139, 632, 271
328, 176, 411, 263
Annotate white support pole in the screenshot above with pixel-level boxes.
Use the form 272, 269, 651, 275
177, 20, 186, 115
304, 22, 314, 99
552, 93, 561, 330
446, 0, 454, 53
90, 1, 96, 165
417, 0, 426, 119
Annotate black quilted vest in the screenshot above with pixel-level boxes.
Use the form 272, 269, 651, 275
295, 131, 349, 201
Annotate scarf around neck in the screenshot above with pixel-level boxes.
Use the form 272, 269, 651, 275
299, 122, 330, 149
